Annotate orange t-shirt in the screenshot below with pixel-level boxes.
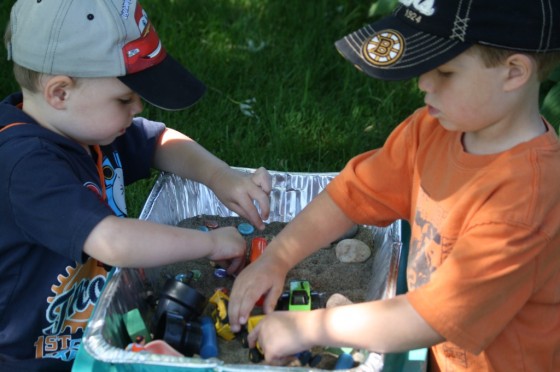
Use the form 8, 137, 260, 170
326, 107, 560, 371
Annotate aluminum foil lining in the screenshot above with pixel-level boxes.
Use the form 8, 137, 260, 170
80, 169, 404, 371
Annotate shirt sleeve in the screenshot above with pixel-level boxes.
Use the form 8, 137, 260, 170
110, 117, 166, 185
326, 111, 422, 226
9, 148, 113, 262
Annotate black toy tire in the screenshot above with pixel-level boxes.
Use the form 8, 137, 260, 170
241, 331, 249, 348
249, 347, 264, 363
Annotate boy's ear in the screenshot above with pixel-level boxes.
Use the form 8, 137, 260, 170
503, 53, 535, 92
43, 76, 75, 109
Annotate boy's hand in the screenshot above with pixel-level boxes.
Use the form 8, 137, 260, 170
248, 311, 313, 363
207, 227, 247, 275
209, 167, 272, 230
228, 255, 286, 332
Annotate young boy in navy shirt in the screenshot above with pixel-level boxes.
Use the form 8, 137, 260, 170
0, 0, 271, 369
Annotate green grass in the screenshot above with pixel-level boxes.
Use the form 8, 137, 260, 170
0, 1, 423, 217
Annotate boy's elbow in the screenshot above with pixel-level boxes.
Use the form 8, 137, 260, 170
83, 215, 129, 266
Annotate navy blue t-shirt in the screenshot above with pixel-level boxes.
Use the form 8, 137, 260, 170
0, 93, 165, 370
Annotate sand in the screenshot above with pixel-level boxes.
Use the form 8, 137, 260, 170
154, 215, 376, 369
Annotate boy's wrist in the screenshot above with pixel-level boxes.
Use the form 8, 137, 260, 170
205, 163, 232, 190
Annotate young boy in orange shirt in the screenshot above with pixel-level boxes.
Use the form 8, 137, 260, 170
228, 0, 560, 370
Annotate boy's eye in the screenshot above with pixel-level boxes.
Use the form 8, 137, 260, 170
437, 69, 453, 77
119, 98, 133, 104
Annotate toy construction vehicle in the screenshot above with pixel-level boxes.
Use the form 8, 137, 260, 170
208, 289, 236, 341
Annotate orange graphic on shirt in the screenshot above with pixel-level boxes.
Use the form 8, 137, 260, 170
44, 258, 108, 335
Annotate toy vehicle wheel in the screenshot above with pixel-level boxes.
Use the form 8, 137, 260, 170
249, 347, 264, 363
309, 354, 322, 367
298, 350, 311, 365
240, 331, 249, 348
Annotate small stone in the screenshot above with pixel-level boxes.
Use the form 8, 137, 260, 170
326, 293, 353, 308
352, 350, 367, 364
204, 219, 219, 229
335, 239, 371, 263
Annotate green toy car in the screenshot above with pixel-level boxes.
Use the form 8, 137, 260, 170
288, 280, 311, 311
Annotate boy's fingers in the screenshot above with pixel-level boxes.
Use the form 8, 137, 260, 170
229, 283, 263, 332
247, 322, 259, 348
263, 293, 277, 315
252, 191, 270, 223
229, 308, 249, 333
247, 324, 258, 348
225, 256, 245, 275
227, 288, 244, 332
252, 167, 272, 194
237, 201, 265, 231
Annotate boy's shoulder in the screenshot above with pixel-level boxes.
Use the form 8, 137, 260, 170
0, 93, 46, 138
0, 93, 30, 127
0, 93, 82, 151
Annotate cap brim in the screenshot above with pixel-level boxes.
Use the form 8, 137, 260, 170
335, 16, 472, 80
118, 54, 206, 111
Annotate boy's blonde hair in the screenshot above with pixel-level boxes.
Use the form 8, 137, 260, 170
472, 44, 560, 82
11, 64, 44, 93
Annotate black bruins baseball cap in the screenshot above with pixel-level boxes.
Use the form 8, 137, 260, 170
335, 0, 560, 80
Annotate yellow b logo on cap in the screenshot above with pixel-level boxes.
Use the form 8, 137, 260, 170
362, 30, 405, 66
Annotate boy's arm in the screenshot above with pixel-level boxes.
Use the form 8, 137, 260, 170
309, 294, 443, 353
250, 294, 444, 362
83, 215, 245, 272
228, 191, 356, 331
152, 127, 231, 186
152, 127, 271, 229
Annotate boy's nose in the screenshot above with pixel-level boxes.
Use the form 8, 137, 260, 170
417, 72, 433, 93
132, 95, 144, 115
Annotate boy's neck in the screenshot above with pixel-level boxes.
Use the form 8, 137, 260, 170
462, 113, 546, 155
461, 77, 545, 155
